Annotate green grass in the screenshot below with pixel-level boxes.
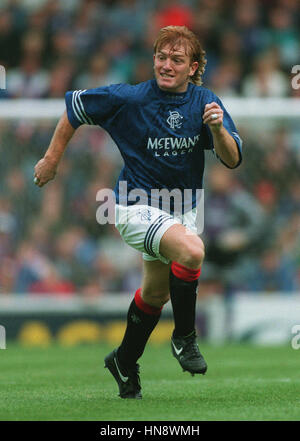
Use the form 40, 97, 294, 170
0, 342, 299, 421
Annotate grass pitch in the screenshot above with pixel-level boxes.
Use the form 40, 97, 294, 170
0, 342, 299, 421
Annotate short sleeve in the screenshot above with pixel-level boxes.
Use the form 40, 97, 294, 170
65, 85, 124, 129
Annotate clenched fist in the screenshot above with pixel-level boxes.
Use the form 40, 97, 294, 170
203, 102, 224, 131
34, 156, 57, 187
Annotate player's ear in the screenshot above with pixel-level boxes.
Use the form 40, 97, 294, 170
189, 61, 198, 77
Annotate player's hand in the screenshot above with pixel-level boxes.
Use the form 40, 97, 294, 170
203, 102, 224, 131
34, 157, 57, 187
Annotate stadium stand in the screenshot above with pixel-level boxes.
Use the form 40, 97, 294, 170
0, 0, 299, 297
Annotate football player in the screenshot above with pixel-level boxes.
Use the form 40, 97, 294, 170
34, 26, 242, 399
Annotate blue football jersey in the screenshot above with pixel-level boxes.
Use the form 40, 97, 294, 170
65, 79, 242, 212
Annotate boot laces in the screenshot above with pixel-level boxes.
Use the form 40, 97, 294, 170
184, 335, 200, 359
127, 364, 141, 388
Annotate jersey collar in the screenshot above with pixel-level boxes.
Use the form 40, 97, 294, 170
151, 79, 192, 104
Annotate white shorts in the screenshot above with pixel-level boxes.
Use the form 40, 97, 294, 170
115, 204, 197, 264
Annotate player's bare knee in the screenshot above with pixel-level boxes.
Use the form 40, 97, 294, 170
180, 244, 205, 269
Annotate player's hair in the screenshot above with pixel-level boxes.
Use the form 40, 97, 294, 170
153, 25, 207, 86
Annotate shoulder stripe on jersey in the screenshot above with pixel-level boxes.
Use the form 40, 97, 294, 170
72, 90, 84, 124
73, 90, 90, 125
77, 90, 94, 125
72, 90, 94, 125
144, 215, 171, 257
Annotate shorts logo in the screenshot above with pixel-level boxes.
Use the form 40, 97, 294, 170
138, 208, 152, 222
167, 111, 183, 129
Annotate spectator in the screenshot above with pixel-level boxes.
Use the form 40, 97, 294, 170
53, 227, 95, 288
7, 56, 50, 98
246, 247, 298, 292
29, 263, 75, 296
0, 197, 18, 257
265, 5, 300, 68
153, 0, 194, 30
202, 164, 266, 291
14, 240, 52, 293
208, 59, 242, 96
129, 57, 153, 84
242, 50, 290, 97
49, 30, 75, 62
44, 60, 75, 98
233, 0, 264, 59
0, 10, 22, 68
75, 54, 120, 90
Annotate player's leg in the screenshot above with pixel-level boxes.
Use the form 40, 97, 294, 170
160, 223, 205, 269
117, 259, 170, 368
160, 223, 204, 338
105, 259, 170, 399
141, 259, 171, 307
159, 224, 207, 375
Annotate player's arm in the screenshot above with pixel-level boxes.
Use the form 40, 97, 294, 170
34, 111, 75, 187
34, 84, 126, 187
203, 102, 240, 168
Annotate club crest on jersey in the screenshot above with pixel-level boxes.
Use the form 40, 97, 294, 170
167, 110, 183, 129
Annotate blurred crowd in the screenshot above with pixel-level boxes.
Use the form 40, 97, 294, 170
0, 0, 299, 98
0, 0, 299, 296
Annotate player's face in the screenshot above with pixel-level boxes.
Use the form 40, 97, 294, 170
154, 43, 198, 93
